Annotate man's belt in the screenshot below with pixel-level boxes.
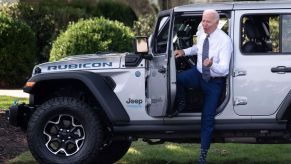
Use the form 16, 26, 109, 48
210, 76, 225, 81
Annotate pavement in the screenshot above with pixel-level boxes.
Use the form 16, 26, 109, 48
0, 89, 29, 98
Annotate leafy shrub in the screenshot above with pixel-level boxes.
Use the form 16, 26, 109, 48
50, 17, 134, 61
0, 12, 36, 88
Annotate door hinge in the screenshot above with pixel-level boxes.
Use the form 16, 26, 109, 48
234, 97, 248, 106
233, 69, 247, 77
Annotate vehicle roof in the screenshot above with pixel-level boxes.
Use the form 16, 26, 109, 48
174, 1, 291, 12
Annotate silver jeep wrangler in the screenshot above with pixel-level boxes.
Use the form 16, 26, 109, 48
7, 1, 291, 163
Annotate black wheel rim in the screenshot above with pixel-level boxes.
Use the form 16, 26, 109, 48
43, 114, 85, 156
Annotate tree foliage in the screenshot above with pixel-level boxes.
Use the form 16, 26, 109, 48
0, 12, 36, 88
0, 1, 137, 63
133, 13, 156, 37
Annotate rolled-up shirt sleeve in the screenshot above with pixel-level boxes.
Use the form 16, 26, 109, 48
183, 45, 198, 56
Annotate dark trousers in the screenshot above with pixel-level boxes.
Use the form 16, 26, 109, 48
176, 67, 224, 150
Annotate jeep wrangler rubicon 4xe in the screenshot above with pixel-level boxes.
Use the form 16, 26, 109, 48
6, 1, 291, 163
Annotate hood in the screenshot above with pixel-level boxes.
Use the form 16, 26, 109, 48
33, 53, 125, 75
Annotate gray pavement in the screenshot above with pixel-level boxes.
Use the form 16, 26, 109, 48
0, 89, 29, 98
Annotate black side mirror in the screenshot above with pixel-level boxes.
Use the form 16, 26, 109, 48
133, 36, 152, 60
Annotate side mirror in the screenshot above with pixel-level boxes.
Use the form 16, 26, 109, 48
133, 36, 152, 60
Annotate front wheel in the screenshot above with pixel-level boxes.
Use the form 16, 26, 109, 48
27, 97, 104, 164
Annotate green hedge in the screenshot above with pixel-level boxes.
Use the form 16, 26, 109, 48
1, 2, 88, 63
0, 1, 137, 63
50, 17, 134, 61
0, 12, 36, 88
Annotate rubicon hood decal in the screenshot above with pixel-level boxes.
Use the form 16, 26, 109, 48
35, 53, 123, 73
47, 61, 113, 71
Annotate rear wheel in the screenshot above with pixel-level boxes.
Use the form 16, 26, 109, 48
27, 97, 104, 164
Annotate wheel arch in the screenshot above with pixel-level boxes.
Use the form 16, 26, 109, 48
24, 71, 130, 124
276, 90, 291, 121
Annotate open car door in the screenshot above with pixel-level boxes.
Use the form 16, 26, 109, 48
147, 9, 176, 117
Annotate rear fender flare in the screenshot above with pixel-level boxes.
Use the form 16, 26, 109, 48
276, 90, 291, 120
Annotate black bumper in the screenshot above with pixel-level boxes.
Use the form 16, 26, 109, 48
6, 104, 34, 130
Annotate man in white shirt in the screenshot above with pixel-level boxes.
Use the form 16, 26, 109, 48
174, 9, 232, 164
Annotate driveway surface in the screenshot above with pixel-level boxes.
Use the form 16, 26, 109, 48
0, 90, 29, 98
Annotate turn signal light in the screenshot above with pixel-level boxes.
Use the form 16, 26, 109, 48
25, 82, 35, 88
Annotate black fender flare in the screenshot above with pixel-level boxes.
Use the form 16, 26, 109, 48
24, 71, 130, 124
276, 90, 291, 120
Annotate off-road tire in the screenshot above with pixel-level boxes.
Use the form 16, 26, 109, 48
27, 97, 103, 164
98, 140, 132, 164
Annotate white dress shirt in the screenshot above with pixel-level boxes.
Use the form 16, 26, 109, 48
183, 28, 233, 77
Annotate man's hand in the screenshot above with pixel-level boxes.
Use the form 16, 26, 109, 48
203, 57, 213, 67
174, 50, 185, 58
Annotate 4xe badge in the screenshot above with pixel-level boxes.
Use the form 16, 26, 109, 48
126, 98, 143, 108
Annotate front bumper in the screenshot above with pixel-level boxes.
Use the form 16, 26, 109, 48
6, 104, 35, 130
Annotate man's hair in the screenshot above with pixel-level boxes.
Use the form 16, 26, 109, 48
204, 9, 220, 21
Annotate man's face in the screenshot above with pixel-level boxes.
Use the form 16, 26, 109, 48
202, 12, 219, 34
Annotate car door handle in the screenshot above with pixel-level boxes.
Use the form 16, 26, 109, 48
158, 66, 166, 73
271, 66, 291, 73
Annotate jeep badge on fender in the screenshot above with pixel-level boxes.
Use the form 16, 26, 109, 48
126, 98, 143, 105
